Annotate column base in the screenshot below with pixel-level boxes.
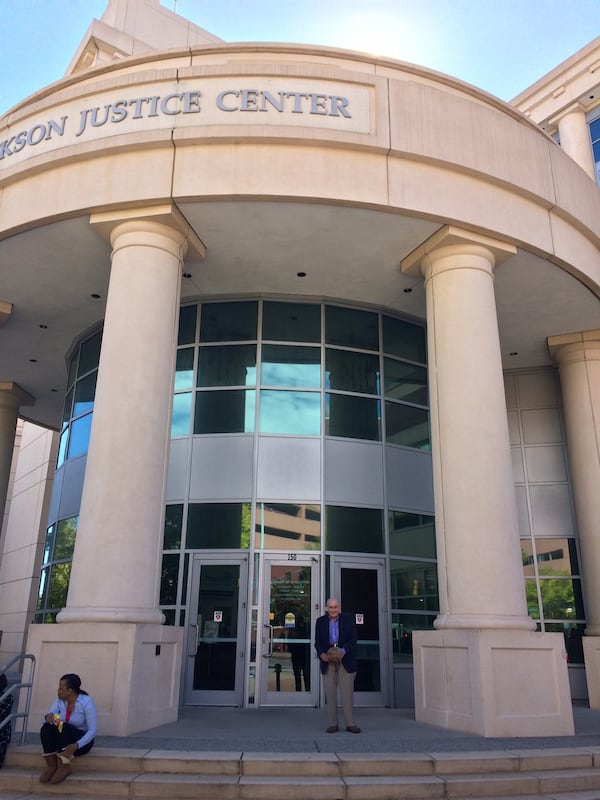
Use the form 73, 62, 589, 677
582, 636, 600, 708
25, 621, 184, 736
413, 628, 574, 737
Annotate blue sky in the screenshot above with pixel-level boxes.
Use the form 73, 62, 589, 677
1, 0, 599, 115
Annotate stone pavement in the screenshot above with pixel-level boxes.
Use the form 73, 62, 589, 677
20, 703, 600, 755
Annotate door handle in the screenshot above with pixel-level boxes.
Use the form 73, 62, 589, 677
188, 623, 199, 657
263, 624, 273, 657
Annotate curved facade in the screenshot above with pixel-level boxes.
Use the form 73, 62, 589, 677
0, 1, 599, 737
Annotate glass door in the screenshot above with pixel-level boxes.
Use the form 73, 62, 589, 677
332, 557, 389, 706
259, 554, 319, 706
184, 554, 248, 706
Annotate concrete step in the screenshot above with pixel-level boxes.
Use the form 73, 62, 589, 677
3, 745, 600, 800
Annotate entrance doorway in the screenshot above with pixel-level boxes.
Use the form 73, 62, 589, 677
332, 556, 389, 706
258, 554, 319, 706
184, 554, 248, 705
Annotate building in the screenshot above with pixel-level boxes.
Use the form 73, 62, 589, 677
0, 0, 599, 738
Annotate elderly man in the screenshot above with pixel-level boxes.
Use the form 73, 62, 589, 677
314, 597, 360, 733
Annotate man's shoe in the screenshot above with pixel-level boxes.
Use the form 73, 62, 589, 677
346, 725, 361, 733
326, 725, 338, 733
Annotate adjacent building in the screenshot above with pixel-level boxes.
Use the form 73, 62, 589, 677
0, 0, 598, 737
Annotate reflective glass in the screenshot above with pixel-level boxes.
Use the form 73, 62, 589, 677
62, 387, 73, 428
37, 567, 49, 609
525, 578, 540, 618
178, 304, 197, 345
325, 305, 379, 350
57, 427, 69, 469
67, 413, 93, 459
47, 562, 71, 609
259, 390, 320, 434
390, 559, 439, 612
78, 331, 102, 377
67, 352, 77, 391
383, 316, 426, 363
194, 390, 255, 434
389, 512, 436, 559
164, 504, 183, 550
539, 577, 584, 620
546, 621, 585, 664
199, 301, 258, 342
384, 359, 427, 405
54, 517, 77, 561
391, 612, 436, 664
43, 526, 55, 566
385, 402, 429, 449
175, 348, 194, 389
325, 506, 384, 553
186, 502, 251, 548
73, 372, 97, 418
325, 349, 379, 394
521, 537, 579, 577
261, 345, 320, 388
263, 301, 321, 342
172, 393, 192, 437
254, 503, 321, 550
326, 394, 380, 440
160, 553, 180, 605
198, 345, 256, 386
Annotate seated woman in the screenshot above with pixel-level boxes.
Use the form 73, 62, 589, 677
39, 673, 97, 784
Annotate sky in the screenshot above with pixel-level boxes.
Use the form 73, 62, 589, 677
0, 0, 599, 116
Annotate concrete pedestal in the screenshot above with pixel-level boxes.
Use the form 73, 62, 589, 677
25, 621, 184, 735
413, 629, 574, 737
582, 637, 600, 709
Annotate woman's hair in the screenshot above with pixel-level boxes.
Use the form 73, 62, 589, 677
60, 673, 88, 696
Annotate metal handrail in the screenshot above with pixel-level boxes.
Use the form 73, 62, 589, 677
0, 653, 36, 745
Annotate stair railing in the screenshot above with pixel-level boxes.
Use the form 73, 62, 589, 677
0, 653, 36, 745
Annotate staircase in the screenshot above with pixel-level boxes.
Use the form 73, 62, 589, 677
4, 744, 600, 799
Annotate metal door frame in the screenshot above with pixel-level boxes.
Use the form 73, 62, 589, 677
184, 552, 249, 706
257, 552, 320, 707
331, 555, 389, 707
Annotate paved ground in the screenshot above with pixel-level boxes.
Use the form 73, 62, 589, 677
20, 703, 600, 754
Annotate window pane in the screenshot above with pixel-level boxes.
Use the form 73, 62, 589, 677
73, 372, 97, 417
325, 506, 384, 553
67, 413, 93, 459
325, 305, 379, 350
261, 345, 320, 388
385, 402, 429, 449
54, 517, 78, 561
164, 504, 183, 550
37, 567, 49, 610
77, 331, 102, 377
389, 512, 436, 559
57, 427, 69, 469
539, 578, 584, 620
326, 394, 380, 441
390, 559, 439, 612
172, 393, 192, 437
199, 301, 258, 342
198, 345, 257, 387
546, 622, 585, 665
529, 538, 579, 575
62, 387, 74, 427
160, 553, 180, 605
391, 612, 436, 664
67, 353, 77, 391
326, 349, 379, 394
178, 304, 197, 345
43, 526, 55, 566
263, 301, 321, 342
187, 502, 251, 548
194, 390, 255, 434
255, 502, 321, 550
47, 562, 71, 609
525, 578, 540, 618
259, 390, 320, 434
384, 359, 427, 405
383, 316, 426, 363
175, 348, 194, 389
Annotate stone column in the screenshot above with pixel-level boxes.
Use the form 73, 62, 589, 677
25, 205, 205, 735
548, 330, 600, 705
552, 104, 596, 181
0, 383, 33, 531
402, 226, 574, 737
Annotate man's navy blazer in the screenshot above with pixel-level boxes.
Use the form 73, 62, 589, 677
314, 612, 358, 674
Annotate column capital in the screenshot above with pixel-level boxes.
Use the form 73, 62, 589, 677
548, 101, 588, 128
401, 225, 516, 278
548, 329, 600, 366
89, 204, 206, 261
0, 381, 34, 410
